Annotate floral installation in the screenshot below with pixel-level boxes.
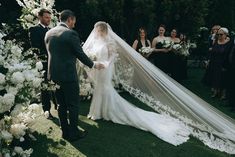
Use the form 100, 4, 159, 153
0, 29, 45, 156
16, 0, 58, 29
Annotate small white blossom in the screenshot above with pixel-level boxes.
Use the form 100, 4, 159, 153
11, 71, 25, 84
36, 61, 43, 70
14, 146, 24, 154
1, 130, 13, 141
0, 72, 6, 84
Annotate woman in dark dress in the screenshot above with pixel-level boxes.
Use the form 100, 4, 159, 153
132, 27, 151, 58
209, 28, 230, 99
150, 24, 171, 74
169, 29, 183, 81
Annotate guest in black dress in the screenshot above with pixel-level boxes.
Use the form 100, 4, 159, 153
209, 27, 230, 99
169, 29, 183, 81
132, 27, 151, 58
150, 24, 171, 74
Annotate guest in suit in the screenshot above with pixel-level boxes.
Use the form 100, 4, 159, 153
45, 10, 104, 141
29, 8, 56, 119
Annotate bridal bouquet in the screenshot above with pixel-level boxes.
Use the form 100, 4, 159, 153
138, 46, 153, 55
16, 0, 58, 29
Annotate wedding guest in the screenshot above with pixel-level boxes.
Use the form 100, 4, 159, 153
150, 24, 171, 74
132, 27, 151, 58
169, 29, 185, 81
209, 27, 230, 99
29, 8, 57, 119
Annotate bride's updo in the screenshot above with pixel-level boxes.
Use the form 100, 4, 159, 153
94, 21, 108, 38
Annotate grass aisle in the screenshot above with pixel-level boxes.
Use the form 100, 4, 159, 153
29, 68, 235, 157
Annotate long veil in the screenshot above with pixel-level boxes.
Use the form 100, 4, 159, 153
81, 21, 235, 154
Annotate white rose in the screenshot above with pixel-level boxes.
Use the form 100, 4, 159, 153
0, 72, 6, 84
24, 14, 34, 22
3, 93, 15, 106
14, 146, 24, 154
11, 45, 22, 57
4, 153, 11, 157
23, 70, 35, 82
33, 78, 42, 88
10, 123, 27, 139
1, 130, 13, 141
36, 61, 43, 71
11, 71, 25, 84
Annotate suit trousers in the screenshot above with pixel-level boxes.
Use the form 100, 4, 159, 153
55, 81, 80, 137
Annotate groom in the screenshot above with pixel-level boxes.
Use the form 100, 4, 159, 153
45, 10, 104, 141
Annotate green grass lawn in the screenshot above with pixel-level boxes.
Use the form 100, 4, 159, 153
28, 68, 235, 157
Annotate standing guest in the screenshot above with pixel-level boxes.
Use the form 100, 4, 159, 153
209, 28, 230, 99
150, 24, 171, 74
132, 27, 151, 58
29, 8, 56, 119
224, 37, 235, 110
169, 29, 182, 81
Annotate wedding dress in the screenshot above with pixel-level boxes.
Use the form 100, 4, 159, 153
79, 21, 235, 154
86, 37, 190, 146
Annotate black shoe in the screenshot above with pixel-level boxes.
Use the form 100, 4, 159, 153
63, 130, 88, 142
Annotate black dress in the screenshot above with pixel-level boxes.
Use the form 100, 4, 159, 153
209, 42, 230, 89
136, 39, 150, 53
148, 42, 171, 74
171, 42, 188, 81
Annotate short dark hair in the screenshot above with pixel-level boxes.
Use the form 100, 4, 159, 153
38, 8, 51, 17
60, 10, 76, 22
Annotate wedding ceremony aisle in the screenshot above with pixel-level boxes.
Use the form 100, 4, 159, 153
27, 68, 235, 157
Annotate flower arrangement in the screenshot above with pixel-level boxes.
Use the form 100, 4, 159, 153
138, 46, 153, 55
172, 42, 197, 56
162, 40, 174, 49
0, 30, 44, 156
16, 0, 58, 29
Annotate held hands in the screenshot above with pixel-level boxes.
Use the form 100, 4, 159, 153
94, 62, 105, 70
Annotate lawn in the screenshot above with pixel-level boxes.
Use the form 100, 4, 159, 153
28, 68, 235, 157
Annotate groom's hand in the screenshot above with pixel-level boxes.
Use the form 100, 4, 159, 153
94, 62, 105, 70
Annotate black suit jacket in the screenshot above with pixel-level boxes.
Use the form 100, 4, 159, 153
45, 23, 94, 82
29, 24, 49, 59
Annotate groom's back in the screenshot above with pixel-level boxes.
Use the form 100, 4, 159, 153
45, 25, 78, 82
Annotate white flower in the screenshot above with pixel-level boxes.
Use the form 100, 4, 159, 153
20, 136, 25, 142
6, 87, 18, 96
36, 61, 43, 70
14, 146, 24, 154
11, 45, 22, 57
11, 71, 25, 84
1, 130, 13, 141
24, 14, 34, 21
32, 78, 42, 88
10, 123, 27, 139
4, 153, 11, 157
0, 72, 6, 84
23, 70, 35, 82
138, 46, 153, 55
2, 93, 15, 106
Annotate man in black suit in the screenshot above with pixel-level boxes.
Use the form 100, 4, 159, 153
29, 9, 56, 119
45, 10, 104, 141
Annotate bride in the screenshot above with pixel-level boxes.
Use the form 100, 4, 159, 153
80, 21, 235, 154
